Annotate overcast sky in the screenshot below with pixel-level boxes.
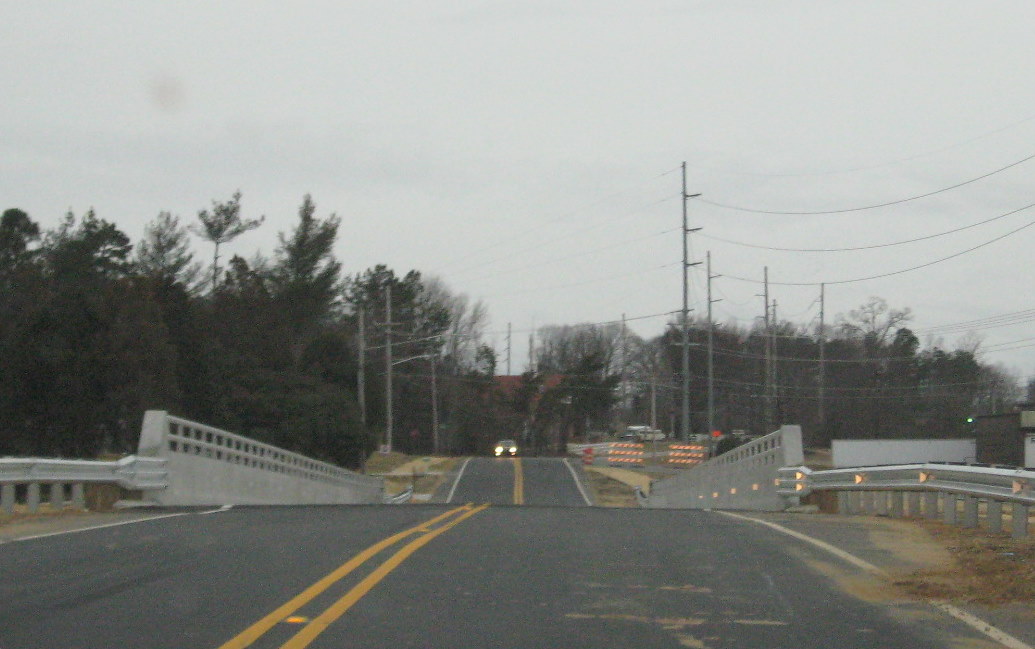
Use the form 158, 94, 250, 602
4, 1, 1035, 378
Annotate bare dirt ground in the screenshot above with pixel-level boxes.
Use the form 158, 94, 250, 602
894, 520, 1035, 605
365, 453, 458, 500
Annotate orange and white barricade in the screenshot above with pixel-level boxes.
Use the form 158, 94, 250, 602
607, 442, 644, 466
667, 444, 706, 467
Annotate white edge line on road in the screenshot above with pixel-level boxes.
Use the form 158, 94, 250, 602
4, 512, 189, 544
446, 457, 473, 504
562, 458, 593, 506
715, 510, 1034, 649
198, 504, 234, 515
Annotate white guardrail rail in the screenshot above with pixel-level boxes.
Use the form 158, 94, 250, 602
0, 456, 167, 514
779, 463, 1035, 538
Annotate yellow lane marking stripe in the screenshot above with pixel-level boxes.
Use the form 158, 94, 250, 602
513, 457, 524, 505
216, 505, 472, 649
279, 503, 491, 649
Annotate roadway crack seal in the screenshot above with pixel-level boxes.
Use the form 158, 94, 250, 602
715, 510, 1033, 649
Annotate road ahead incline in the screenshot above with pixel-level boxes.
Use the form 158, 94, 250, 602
0, 457, 1007, 649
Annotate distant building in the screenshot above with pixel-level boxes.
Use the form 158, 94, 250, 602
974, 410, 1035, 467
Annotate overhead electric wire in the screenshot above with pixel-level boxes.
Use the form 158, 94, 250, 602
696, 149, 1035, 215
472, 226, 678, 283
448, 191, 679, 277
697, 201, 1035, 252
480, 261, 679, 299
706, 216, 1035, 286
435, 168, 679, 273
917, 308, 1035, 334
687, 111, 1035, 179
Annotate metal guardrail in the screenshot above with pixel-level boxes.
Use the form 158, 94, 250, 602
0, 456, 168, 514
779, 463, 1035, 538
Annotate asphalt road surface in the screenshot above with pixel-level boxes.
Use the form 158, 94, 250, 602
0, 458, 1008, 649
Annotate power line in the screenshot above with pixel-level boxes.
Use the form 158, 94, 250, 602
686, 111, 1035, 179
470, 227, 678, 283
917, 308, 1035, 335
696, 149, 1035, 215
697, 201, 1035, 252
706, 217, 1035, 286
435, 169, 679, 274
480, 261, 678, 299
447, 191, 679, 277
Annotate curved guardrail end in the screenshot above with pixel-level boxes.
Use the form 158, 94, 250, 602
383, 486, 414, 505
635, 486, 650, 508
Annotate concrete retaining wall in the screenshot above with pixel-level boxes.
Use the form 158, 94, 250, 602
137, 411, 382, 505
644, 425, 804, 511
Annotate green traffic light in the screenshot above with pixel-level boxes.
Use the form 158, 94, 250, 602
966, 417, 975, 424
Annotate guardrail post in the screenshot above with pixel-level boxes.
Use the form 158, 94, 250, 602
889, 492, 904, 518
71, 483, 86, 510
837, 492, 849, 514
961, 496, 979, 528
26, 482, 40, 513
1, 484, 14, 514
943, 495, 958, 525
987, 500, 1003, 534
924, 492, 940, 519
875, 492, 889, 516
1012, 504, 1029, 539
907, 492, 921, 517
50, 483, 64, 511
845, 491, 861, 514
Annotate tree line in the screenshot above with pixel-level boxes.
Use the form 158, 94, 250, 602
516, 297, 1026, 452
0, 196, 500, 464
1, 195, 1028, 462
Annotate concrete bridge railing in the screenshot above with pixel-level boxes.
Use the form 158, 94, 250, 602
642, 425, 804, 511
137, 411, 383, 506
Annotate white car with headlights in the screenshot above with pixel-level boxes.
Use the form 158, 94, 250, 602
494, 440, 518, 457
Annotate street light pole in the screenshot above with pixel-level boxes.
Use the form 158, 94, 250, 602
385, 284, 393, 453
430, 356, 439, 454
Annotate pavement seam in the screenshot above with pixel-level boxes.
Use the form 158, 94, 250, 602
715, 510, 1033, 649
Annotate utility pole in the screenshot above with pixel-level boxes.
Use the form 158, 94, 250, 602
384, 284, 394, 453
430, 356, 439, 454
358, 308, 366, 428
620, 313, 627, 417
771, 298, 778, 428
506, 322, 512, 375
763, 267, 772, 433
817, 283, 826, 442
650, 369, 658, 430
706, 251, 721, 436
681, 161, 702, 441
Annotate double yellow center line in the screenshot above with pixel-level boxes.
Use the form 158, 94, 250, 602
218, 503, 489, 649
